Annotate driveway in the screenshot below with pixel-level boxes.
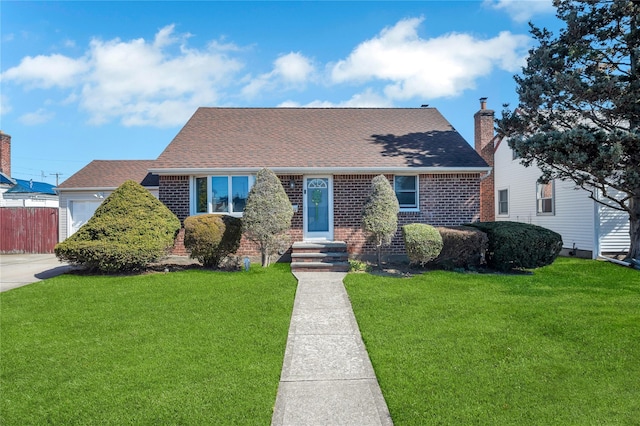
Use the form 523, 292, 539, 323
0, 254, 75, 292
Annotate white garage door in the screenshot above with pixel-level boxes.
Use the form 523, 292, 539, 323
70, 200, 102, 236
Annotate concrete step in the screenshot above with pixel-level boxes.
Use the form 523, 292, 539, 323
292, 241, 348, 253
290, 241, 350, 272
290, 261, 350, 273
291, 252, 349, 263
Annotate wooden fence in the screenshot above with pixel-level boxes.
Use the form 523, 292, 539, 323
0, 207, 59, 254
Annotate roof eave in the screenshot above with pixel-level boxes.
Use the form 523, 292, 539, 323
148, 166, 491, 175
56, 186, 160, 192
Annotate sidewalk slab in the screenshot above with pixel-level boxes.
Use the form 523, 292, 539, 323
272, 380, 391, 426
272, 271, 393, 426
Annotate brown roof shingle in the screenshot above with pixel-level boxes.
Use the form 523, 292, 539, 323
153, 108, 488, 171
57, 160, 159, 189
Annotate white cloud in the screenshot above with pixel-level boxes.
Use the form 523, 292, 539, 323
330, 17, 530, 101
2, 25, 244, 127
280, 88, 393, 108
242, 52, 315, 98
18, 108, 55, 125
484, 0, 555, 23
0, 95, 12, 115
1, 54, 90, 88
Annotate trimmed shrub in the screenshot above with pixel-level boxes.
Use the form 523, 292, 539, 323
242, 168, 293, 267
183, 214, 242, 268
55, 180, 180, 273
466, 221, 563, 271
431, 226, 488, 270
402, 223, 443, 267
362, 175, 399, 267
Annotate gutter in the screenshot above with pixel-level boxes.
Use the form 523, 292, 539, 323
147, 166, 493, 175
479, 168, 492, 181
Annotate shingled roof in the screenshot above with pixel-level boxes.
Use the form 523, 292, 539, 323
57, 160, 159, 190
152, 108, 489, 173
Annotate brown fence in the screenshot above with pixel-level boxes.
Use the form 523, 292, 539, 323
0, 207, 59, 254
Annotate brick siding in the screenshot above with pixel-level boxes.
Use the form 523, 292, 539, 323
0, 132, 11, 177
335, 174, 480, 255
159, 172, 481, 258
474, 107, 495, 222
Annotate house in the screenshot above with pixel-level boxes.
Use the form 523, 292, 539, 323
475, 104, 631, 259
0, 132, 58, 208
56, 160, 159, 240
0, 131, 60, 253
150, 107, 491, 262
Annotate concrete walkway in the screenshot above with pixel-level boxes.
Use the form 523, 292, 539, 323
272, 272, 393, 426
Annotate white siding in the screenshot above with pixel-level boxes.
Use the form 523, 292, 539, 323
493, 139, 596, 255
596, 190, 631, 253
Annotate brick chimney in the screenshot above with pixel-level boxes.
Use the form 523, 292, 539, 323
0, 131, 10, 177
474, 98, 495, 222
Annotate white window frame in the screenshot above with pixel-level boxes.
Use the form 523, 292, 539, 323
191, 175, 255, 217
536, 180, 555, 215
394, 175, 419, 212
497, 188, 509, 216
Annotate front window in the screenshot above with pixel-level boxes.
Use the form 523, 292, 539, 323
536, 181, 554, 215
193, 176, 253, 215
498, 189, 509, 215
394, 175, 418, 210
195, 177, 208, 213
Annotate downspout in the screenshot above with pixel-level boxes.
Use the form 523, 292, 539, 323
480, 168, 493, 181
593, 190, 601, 259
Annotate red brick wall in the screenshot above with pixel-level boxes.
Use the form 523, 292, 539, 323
159, 172, 481, 258
335, 174, 481, 255
0, 132, 11, 177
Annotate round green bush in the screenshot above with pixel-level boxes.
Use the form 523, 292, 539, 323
402, 223, 444, 266
55, 180, 181, 273
432, 226, 488, 270
466, 221, 563, 271
184, 214, 242, 268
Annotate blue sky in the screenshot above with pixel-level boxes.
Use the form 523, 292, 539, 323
1, 1, 561, 185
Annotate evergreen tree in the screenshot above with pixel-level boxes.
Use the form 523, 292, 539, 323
362, 174, 399, 268
242, 168, 293, 267
54, 180, 180, 272
498, 0, 640, 261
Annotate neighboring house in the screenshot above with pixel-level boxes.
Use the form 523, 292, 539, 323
0, 131, 58, 208
150, 107, 491, 258
56, 160, 159, 240
476, 106, 631, 259
0, 176, 58, 207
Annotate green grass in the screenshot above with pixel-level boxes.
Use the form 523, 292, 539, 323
345, 258, 640, 425
0, 264, 297, 425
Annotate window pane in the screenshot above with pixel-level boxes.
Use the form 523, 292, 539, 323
395, 176, 416, 191
396, 192, 416, 207
195, 177, 208, 213
536, 182, 553, 214
498, 189, 508, 215
211, 177, 229, 213
231, 176, 249, 213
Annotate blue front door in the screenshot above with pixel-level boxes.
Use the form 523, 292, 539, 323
303, 177, 333, 240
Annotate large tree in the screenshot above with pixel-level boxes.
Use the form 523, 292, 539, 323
497, 0, 640, 261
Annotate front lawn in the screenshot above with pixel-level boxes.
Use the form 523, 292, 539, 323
0, 264, 296, 425
345, 258, 640, 425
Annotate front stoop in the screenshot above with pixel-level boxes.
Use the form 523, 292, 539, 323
291, 241, 350, 272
